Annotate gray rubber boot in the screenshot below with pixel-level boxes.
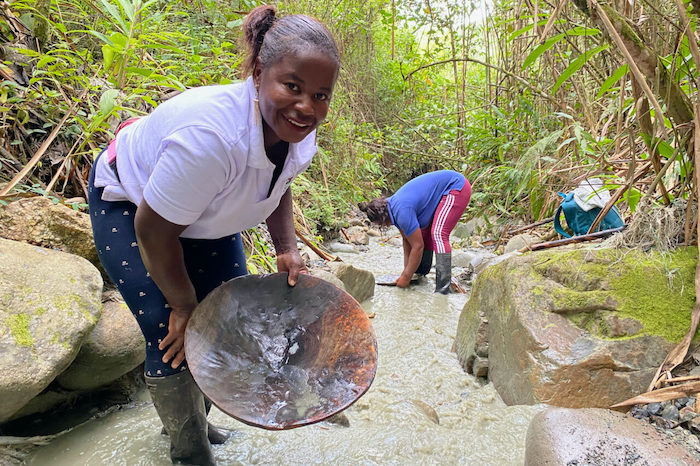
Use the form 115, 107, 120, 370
434, 253, 452, 294
146, 370, 216, 466
415, 249, 434, 276
203, 399, 232, 445
161, 398, 232, 445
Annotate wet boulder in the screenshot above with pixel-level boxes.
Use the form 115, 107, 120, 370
454, 247, 696, 408
55, 292, 145, 390
328, 263, 375, 303
0, 238, 103, 423
309, 268, 346, 292
525, 407, 700, 465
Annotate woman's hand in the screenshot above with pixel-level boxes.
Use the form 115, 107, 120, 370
276, 250, 309, 286
159, 306, 195, 368
395, 274, 411, 288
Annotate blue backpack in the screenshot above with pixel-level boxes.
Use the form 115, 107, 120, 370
554, 192, 624, 238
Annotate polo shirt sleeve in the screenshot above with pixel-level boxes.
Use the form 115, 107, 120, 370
393, 206, 420, 236
143, 126, 234, 226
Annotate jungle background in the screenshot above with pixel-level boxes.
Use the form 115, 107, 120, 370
1, 0, 700, 254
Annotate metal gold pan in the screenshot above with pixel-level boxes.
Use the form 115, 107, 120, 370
184, 273, 378, 430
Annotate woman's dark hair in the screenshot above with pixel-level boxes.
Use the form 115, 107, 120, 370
241, 5, 340, 76
358, 198, 391, 226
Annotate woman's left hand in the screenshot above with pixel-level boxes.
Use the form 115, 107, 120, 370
276, 250, 309, 286
395, 274, 411, 288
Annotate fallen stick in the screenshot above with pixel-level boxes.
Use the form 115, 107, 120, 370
295, 227, 340, 262
519, 226, 626, 252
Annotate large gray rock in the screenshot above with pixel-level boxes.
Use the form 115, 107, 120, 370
0, 197, 100, 272
0, 238, 103, 422
56, 293, 145, 390
454, 247, 696, 408
328, 263, 375, 303
525, 407, 699, 465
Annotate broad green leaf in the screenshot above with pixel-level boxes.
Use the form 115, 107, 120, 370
99, 89, 120, 116
125, 66, 155, 77
36, 55, 56, 68
102, 45, 115, 70
116, 0, 135, 21
98, 0, 128, 33
507, 19, 560, 42
523, 33, 565, 69
88, 30, 114, 46
110, 32, 128, 51
597, 64, 628, 98
522, 27, 601, 69
626, 188, 641, 213
553, 44, 609, 92
566, 26, 601, 36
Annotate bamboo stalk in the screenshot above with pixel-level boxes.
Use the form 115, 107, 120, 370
590, 0, 668, 133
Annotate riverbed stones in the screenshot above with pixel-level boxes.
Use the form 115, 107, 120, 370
0, 237, 103, 423
503, 233, 538, 253
55, 292, 145, 390
454, 246, 696, 408
524, 407, 700, 465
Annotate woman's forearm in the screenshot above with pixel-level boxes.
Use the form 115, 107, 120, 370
266, 188, 297, 254
135, 201, 197, 311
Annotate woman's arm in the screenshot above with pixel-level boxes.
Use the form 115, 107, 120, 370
134, 199, 195, 369
396, 228, 424, 288
266, 187, 308, 286
402, 233, 411, 267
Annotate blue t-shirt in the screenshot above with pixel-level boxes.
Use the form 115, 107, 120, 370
387, 170, 466, 235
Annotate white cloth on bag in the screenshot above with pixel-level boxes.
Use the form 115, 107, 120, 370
572, 178, 610, 211
93, 77, 317, 239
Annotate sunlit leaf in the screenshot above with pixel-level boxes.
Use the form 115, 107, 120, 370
99, 89, 120, 116
553, 44, 609, 92
597, 64, 629, 98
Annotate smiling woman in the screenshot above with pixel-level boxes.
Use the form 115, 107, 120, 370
86, 5, 340, 465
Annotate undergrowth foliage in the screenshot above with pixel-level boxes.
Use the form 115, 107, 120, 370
1, 0, 699, 246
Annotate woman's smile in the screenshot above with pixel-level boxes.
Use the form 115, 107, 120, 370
254, 49, 339, 148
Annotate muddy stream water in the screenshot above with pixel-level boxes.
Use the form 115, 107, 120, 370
25, 236, 544, 465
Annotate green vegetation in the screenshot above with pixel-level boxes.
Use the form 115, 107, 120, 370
1, 0, 699, 249
7, 313, 33, 347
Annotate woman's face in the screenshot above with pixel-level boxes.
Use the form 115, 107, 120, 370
254, 49, 338, 149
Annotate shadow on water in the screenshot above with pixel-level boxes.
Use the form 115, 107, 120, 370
22, 236, 544, 465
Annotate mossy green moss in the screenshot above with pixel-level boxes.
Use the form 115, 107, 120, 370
52, 293, 98, 324
7, 313, 33, 347
531, 248, 697, 342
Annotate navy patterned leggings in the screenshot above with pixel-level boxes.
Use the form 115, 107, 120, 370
87, 152, 247, 377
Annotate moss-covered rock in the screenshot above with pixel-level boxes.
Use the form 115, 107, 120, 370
0, 237, 102, 422
454, 246, 696, 408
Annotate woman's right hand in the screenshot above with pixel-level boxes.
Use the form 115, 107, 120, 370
159, 306, 195, 369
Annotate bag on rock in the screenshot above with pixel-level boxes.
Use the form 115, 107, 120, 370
554, 179, 624, 238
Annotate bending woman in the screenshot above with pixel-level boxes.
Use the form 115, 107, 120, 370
87, 5, 339, 465
360, 170, 471, 294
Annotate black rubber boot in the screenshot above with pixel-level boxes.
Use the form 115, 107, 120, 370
415, 249, 434, 276
203, 399, 232, 445
161, 398, 232, 445
146, 370, 216, 466
434, 253, 452, 294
